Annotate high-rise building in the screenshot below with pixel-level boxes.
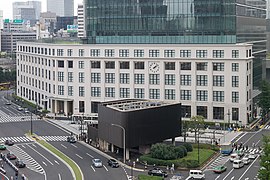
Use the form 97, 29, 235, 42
0, 10, 3, 30
13, 1, 41, 22
77, 4, 85, 38
47, 0, 74, 17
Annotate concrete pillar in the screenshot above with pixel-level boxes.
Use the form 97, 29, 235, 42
111, 144, 114, 152
64, 101, 68, 116
54, 100, 58, 113
126, 148, 130, 160
172, 137, 175, 146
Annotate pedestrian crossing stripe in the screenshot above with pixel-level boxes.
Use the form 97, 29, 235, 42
0, 135, 71, 143
0, 136, 34, 143
39, 135, 70, 142
264, 125, 270, 129
0, 109, 40, 123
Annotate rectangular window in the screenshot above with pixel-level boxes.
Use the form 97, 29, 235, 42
213, 76, 224, 87
105, 61, 115, 69
91, 61, 101, 68
213, 50, 224, 58
79, 101, 85, 113
105, 87, 115, 97
67, 49, 73, 56
213, 63, 224, 71
165, 62, 175, 70
232, 63, 239, 72
180, 90, 191, 100
197, 62, 207, 71
58, 60, 64, 68
180, 50, 191, 58
58, 85, 64, 95
120, 88, 130, 98
58, 72, 64, 82
68, 86, 73, 96
149, 74, 160, 85
119, 49, 129, 57
105, 73, 115, 83
197, 90, 208, 101
232, 76, 239, 87
134, 88, 145, 99
79, 72, 84, 83
105, 49, 115, 57
134, 49, 144, 57
232, 91, 239, 103
120, 73, 130, 84
91, 87, 101, 97
180, 62, 191, 70
79, 87, 85, 97
232, 108, 239, 121
149, 89, 160, 99
120, 62, 130, 69
149, 50, 160, 57
164, 50, 175, 57
213, 107, 224, 120
232, 50, 239, 58
90, 49, 100, 57
213, 91, 224, 102
79, 49, 84, 56
196, 50, 207, 58
68, 72, 73, 82
165, 74, 175, 85
78, 61, 84, 69
197, 75, 208, 86
134, 74, 145, 84
134, 62, 144, 69
57, 49, 64, 56
91, 73, 101, 83
165, 89, 175, 100
197, 106, 208, 119
68, 61, 73, 68
180, 75, 191, 86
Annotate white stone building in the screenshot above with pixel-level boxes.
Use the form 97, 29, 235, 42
16, 42, 253, 125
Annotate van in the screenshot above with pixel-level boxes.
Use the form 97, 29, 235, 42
233, 159, 244, 169
230, 153, 239, 162
189, 170, 205, 179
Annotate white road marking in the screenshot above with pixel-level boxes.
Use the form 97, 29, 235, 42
245, 178, 249, 180
243, 133, 258, 145
71, 144, 78, 148
91, 165, 95, 172
223, 168, 234, 180
215, 175, 220, 180
61, 144, 67, 149
42, 161, 47, 166
58, 173, 61, 180
75, 154, 83, 159
27, 144, 54, 165
32, 144, 36, 147
21, 145, 25, 148
231, 177, 234, 180
54, 160, 59, 165
86, 153, 93, 158
103, 165, 108, 171
255, 140, 261, 146
239, 156, 259, 180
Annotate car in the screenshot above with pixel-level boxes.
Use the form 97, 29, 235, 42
242, 156, 250, 165
233, 159, 244, 169
24, 109, 29, 113
7, 153, 16, 160
189, 170, 205, 179
67, 136, 76, 143
148, 168, 168, 177
92, 159, 103, 168
5, 140, 14, 146
0, 144, 6, 150
17, 107, 23, 111
230, 153, 239, 162
248, 152, 257, 160
170, 174, 182, 180
15, 160, 26, 168
5, 101, 11, 105
213, 165, 227, 173
235, 150, 244, 157
107, 159, 119, 168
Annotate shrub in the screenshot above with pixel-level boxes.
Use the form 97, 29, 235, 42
182, 143, 193, 152
150, 143, 178, 160
174, 145, 187, 158
186, 160, 199, 168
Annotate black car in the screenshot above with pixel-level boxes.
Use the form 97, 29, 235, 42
15, 160, 26, 168
7, 153, 17, 160
148, 168, 168, 177
5, 140, 14, 146
107, 159, 119, 168
67, 136, 76, 143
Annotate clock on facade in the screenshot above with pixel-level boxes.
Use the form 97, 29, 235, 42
149, 62, 160, 73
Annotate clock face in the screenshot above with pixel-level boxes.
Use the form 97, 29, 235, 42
149, 62, 160, 73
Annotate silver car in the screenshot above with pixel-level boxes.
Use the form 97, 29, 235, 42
92, 159, 102, 168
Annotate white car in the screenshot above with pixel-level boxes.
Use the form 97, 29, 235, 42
92, 159, 102, 168
248, 152, 257, 160
230, 153, 239, 162
242, 156, 250, 165
233, 159, 244, 169
17, 107, 23, 111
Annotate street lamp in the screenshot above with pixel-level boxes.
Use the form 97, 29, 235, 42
111, 123, 126, 164
183, 113, 188, 142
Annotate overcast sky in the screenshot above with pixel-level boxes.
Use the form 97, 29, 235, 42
0, 0, 83, 19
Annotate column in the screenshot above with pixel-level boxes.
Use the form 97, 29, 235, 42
172, 137, 175, 146
64, 101, 68, 116
111, 144, 114, 152
126, 148, 130, 161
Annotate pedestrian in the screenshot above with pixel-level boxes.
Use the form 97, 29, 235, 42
252, 142, 255, 148
166, 165, 169, 171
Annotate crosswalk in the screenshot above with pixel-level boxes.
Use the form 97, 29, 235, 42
264, 125, 270, 129
0, 135, 70, 143
0, 109, 40, 123
39, 135, 70, 142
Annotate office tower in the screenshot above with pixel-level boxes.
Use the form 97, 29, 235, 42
0, 10, 3, 30
77, 4, 85, 38
47, 0, 74, 17
13, 1, 41, 21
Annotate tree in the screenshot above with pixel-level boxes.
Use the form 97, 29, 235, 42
258, 135, 270, 180
258, 80, 270, 117
190, 116, 205, 143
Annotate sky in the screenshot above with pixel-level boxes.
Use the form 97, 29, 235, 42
0, 0, 83, 19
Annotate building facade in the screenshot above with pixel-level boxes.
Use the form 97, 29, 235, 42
13, 1, 41, 21
0, 10, 3, 30
77, 4, 85, 38
47, 0, 74, 17
17, 42, 253, 125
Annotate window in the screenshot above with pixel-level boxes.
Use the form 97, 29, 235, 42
134, 88, 145, 98
149, 74, 160, 85
134, 74, 144, 84
196, 50, 207, 58
105, 87, 115, 97
58, 85, 64, 95
120, 62, 130, 69
213, 91, 224, 102
232, 76, 239, 87
197, 106, 208, 119
91, 87, 101, 97
213, 50, 224, 58
134, 62, 144, 69
79, 101, 85, 113
165, 62, 175, 70
181, 105, 191, 118
68, 61, 73, 68
180, 62, 191, 70
197, 90, 208, 101
149, 89, 160, 99
78, 61, 84, 69
213, 107, 224, 120
213, 76, 224, 86
79, 72, 84, 83
91, 73, 101, 83
180, 90, 191, 100
120, 88, 130, 98
213, 63, 224, 71
180, 75, 191, 86
105, 73, 115, 83
90, 49, 100, 57
149, 50, 160, 57
232, 63, 239, 72
91, 61, 101, 68
164, 50, 175, 57
105, 61, 115, 69
119, 49, 129, 57
68, 86, 73, 96
79, 49, 84, 56
68, 72, 73, 82
232, 91, 239, 103
232, 108, 239, 121
79, 86, 85, 97
197, 62, 207, 71
58, 60, 64, 68
67, 49, 73, 56
105, 49, 114, 57
120, 73, 130, 84
164, 89, 175, 100
197, 75, 208, 86
165, 74, 175, 85
57, 49, 64, 56
180, 50, 191, 58
58, 72, 64, 82
232, 50, 239, 58
134, 49, 144, 57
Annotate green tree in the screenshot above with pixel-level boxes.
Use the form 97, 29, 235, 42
258, 135, 270, 180
190, 116, 205, 143
258, 80, 270, 117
